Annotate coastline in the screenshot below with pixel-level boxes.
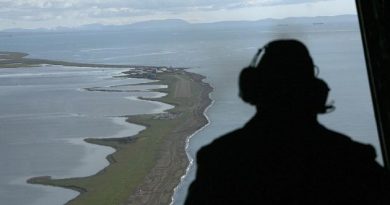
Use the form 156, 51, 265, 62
0, 51, 186, 70
124, 72, 213, 205
1, 51, 213, 205
170, 95, 214, 205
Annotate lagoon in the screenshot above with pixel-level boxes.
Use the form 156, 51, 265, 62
0, 66, 172, 205
0, 16, 380, 204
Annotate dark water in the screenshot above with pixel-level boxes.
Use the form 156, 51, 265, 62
0, 19, 379, 205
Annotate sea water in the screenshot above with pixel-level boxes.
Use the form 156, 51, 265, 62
0, 66, 173, 205
0, 18, 379, 205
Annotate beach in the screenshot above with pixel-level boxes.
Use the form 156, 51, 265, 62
1, 52, 213, 205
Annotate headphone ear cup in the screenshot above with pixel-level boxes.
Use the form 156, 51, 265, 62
239, 67, 260, 105
239, 66, 333, 113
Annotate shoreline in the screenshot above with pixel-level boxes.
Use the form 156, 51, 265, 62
124, 72, 213, 205
0, 51, 187, 70
170, 95, 214, 205
1, 51, 213, 205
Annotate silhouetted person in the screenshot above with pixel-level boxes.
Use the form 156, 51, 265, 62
185, 39, 390, 204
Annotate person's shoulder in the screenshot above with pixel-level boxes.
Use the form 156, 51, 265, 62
196, 128, 245, 163
318, 124, 377, 160
198, 128, 244, 154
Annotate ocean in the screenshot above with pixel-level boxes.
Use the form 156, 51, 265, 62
0, 17, 379, 205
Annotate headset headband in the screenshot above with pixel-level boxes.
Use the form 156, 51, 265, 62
249, 48, 264, 68
249, 45, 320, 77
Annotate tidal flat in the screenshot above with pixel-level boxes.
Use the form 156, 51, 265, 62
1, 52, 213, 205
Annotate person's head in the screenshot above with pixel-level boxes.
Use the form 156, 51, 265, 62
239, 39, 333, 115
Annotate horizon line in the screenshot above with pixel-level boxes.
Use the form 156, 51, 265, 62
0, 14, 358, 32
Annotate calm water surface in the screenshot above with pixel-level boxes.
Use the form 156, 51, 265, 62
0, 66, 172, 205
0, 20, 379, 205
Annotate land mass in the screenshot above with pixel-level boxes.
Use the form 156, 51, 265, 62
0, 51, 180, 70
0, 14, 358, 33
1, 51, 213, 205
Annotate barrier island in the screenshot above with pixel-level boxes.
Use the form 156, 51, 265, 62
1, 51, 213, 205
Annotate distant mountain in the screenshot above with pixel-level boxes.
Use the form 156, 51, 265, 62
202, 14, 357, 26
128, 19, 190, 29
1, 27, 51, 33
257, 14, 359, 25
0, 15, 358, 33
196, 14, 359, 31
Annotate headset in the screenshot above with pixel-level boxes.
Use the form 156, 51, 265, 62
239, 40, 334, 114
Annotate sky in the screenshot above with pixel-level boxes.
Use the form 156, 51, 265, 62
0, 0, 357, 30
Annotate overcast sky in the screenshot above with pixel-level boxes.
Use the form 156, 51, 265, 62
0, 0, 357, 29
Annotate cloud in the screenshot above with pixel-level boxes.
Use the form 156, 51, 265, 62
0, 0, 332, 14
0, 0, 146, 21
0, 0, 342, 29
